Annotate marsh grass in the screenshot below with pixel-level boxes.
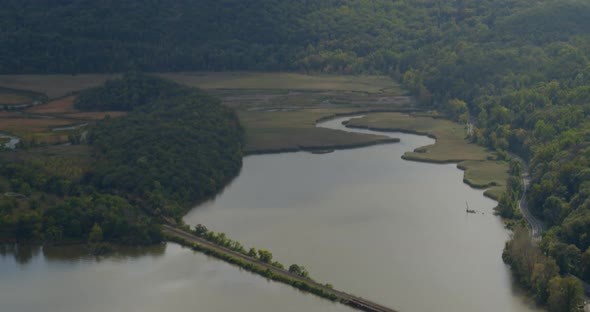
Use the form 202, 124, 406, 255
347, 113, 509, 199
239, 108, 397, 153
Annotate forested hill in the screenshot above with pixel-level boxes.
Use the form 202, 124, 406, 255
0, 74, 243, 245
82, 74, 244, 218
2, 0, 589, 74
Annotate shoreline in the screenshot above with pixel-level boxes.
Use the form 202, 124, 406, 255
244, 111, 505, 201
342, 117, 504, 201
164, 225, 398, 312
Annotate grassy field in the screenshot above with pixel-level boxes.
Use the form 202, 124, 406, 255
0, 117, 78, 145
347, 113, 509, 199
0, 87, 46, 105
0, 96, 128, 145
159, 72, 402, 93
171, 73, 410, 153
0, 71, 404, 98
239, 108, 397, 154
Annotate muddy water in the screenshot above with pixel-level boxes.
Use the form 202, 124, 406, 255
183, 116, 541, 312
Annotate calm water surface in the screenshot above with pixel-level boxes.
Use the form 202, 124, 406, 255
184, 116, 541, 312
0, 243, 351, 312
0, 115, 540, 312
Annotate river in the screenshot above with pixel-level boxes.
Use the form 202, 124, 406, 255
0, 115, 540, 312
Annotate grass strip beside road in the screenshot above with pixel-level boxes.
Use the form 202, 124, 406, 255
346, 113, 509, 199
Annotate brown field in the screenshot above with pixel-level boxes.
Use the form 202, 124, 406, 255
0, 93, 32, 105
0, 112, 20, 118
0, 118, 77, 133
25, 96, 128, 120
27, 132, 70, 145
64, 111, 128, 120
26, 96, 77, 114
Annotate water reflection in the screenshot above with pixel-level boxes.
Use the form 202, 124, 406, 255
0, 243, 166, 265
0, 244, 40, 265
184, 116, 542, 312
0, 243, 352, 312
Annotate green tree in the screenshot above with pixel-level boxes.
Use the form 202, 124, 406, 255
289, 264, 310, 278
247, 248, 257, 258
531, 258, 559, 303
258, 249, 273, 263
581, 247, 590, 281
547, 276, 584, 312
89, 223, 103, 243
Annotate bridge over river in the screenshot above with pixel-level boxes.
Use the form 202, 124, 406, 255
163, 225, 397, 312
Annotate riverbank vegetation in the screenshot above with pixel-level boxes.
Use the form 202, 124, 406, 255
2, 0, 590, 308
346, 113, 509, 199
166, 234, 340, 303
191, 223, 310, 278
239, 109, 398, 154
503, 226, 585, 310
0, 74, 243, 245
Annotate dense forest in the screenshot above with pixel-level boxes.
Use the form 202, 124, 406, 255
1, 0, 587, 75
2, 0, 590, 308
0, 74, 243, 246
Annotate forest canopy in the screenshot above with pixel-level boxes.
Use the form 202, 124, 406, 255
0, 74, 244, 244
